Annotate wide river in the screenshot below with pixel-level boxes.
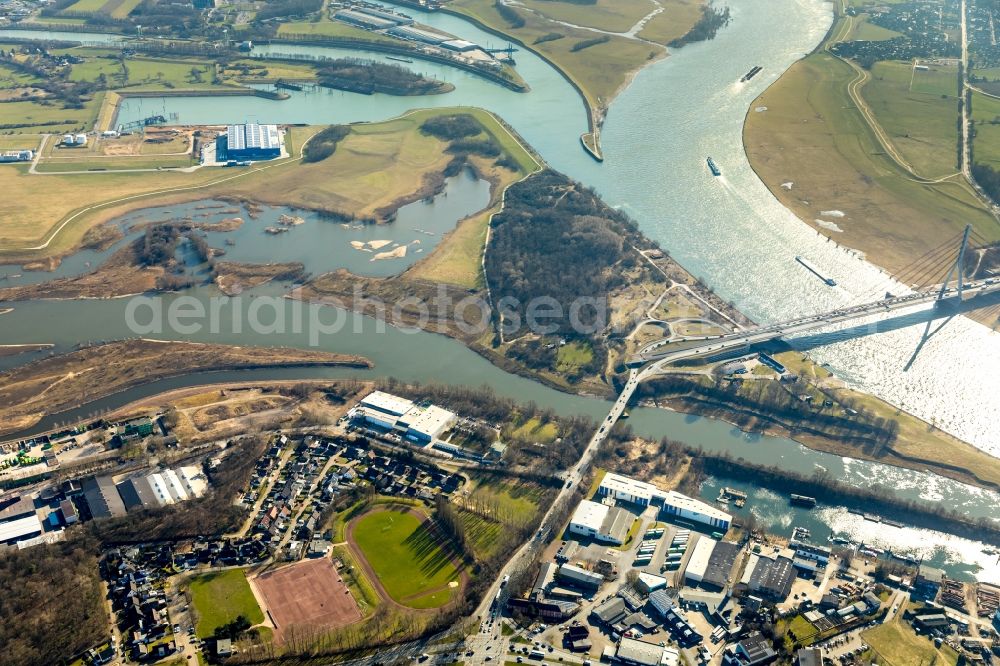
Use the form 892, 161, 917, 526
3, 0, 1000, 580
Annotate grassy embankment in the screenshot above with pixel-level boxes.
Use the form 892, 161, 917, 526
0, 108, 536, 269
648, 349, 1000, 490
0, 47, 317, 136
0, 339, 371, 436
444, 0, 680, 154
188, 568, 265, 639
744, 7, 1000, 277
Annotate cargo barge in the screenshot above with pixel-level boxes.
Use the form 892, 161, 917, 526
789, 494, 817, 508
740, 65, 763, 83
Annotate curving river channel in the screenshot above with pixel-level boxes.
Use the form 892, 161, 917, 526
3, 0, 1000, 580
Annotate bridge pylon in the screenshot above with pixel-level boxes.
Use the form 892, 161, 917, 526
937, 224, 972, 303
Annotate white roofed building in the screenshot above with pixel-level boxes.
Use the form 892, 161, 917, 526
360, 391, 415, 417
684, 536, 717, 585
398, 404, 457, 444
660, 490, 731, 532
598, 472, 664, 506
567, 499, 632, 545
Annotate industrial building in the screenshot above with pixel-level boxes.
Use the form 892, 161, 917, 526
218, 123, 282, 162
647, 589, 703, 647
0, 149, 33, 162
117, 466, 208, 510
388, 24, 449, 44
567, 499, 632, 545
684, 536, 717, 585
613, 637, 680, 666
557, 563, 604, 589
82, 475, 128, 519
701, 540, 742, 590
354, 5, 413, 25
722, 631, 777, 665
915, 564, 945, 599
596, 472, 731, 532
660, 490, 731, 532
0, 495, 44, 546
335, 8, 398, 29
746, 555, 796, 601
598, 472, 664, 506
395, 404, 457, 444
351, 391, 457, 445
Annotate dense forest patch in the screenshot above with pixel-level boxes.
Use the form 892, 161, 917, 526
485, 169, 659, 340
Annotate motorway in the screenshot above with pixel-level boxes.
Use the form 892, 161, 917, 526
634, 278, 1000, 366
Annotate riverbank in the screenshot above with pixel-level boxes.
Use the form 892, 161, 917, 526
742, 3, 1000, 291
0, 339, 372, 437
638, 349, 1000, 491
0, 109, 524, 267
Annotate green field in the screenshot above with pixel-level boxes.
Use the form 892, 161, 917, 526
862, 60, 960, 178
0, 96, 102, 134
352, 507, 462, 609
972, 90, 1000, 169
863, 608, 959, 666
516, 0, 654, 33
470, 475, 548, 519
188, 569, 264, 639
910, 64, 960, 98
449, 0, 662, 111
510, 416, 558, 443
744, 51, 999, 275
555, 340, 594, 375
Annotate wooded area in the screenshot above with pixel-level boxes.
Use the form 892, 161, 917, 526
0, 535, 107, 666
485, 169, 659, 338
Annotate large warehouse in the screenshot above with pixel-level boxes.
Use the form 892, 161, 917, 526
567, 499, 632, 545
684, 536, 717, 585
218, 123, 282, 161
660, 490, 731, 532
351, 391, 457, 445
597, 472, 731, 532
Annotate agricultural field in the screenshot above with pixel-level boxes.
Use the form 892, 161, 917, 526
516, 0, 655, 33
350, 507, 463, 609
861, 60, 960, 178
744, 51, 999, 275
448, 0, 664, 111
636, 0, 703, 45
187, 569, 265, 639
971, 90, 1000, 169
